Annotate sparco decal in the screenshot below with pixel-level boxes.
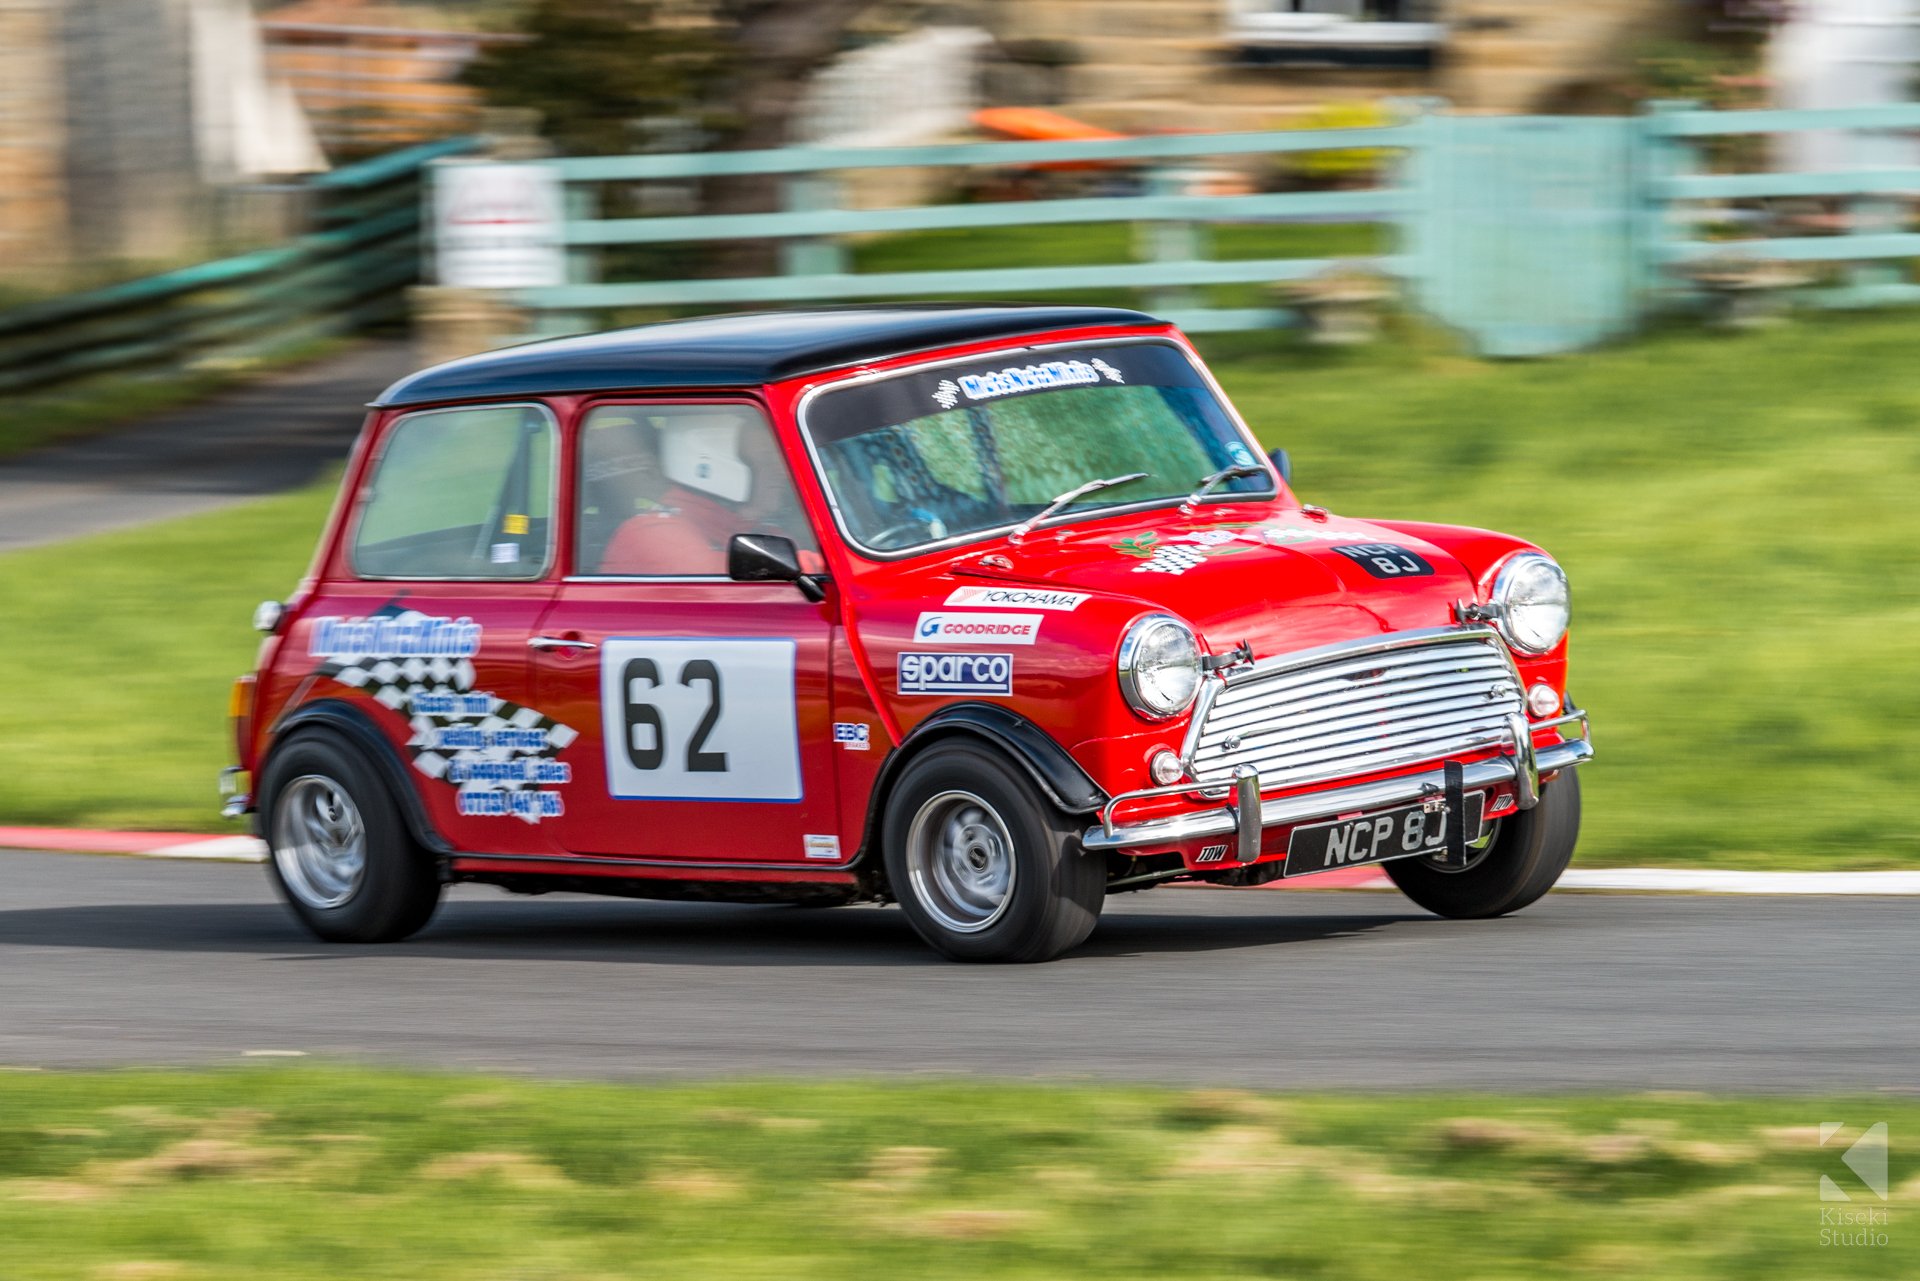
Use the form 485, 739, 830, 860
898, 652, 1014, 695
943, 585, 1089, 612
913, 611, 1042, 645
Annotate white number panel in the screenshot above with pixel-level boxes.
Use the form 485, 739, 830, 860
598, 637, 801, 801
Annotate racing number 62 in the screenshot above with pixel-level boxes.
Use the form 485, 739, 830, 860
623, 657, 728, 773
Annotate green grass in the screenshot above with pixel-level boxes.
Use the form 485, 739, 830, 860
2, 288, 1918, 867
0, 1068, 1911, 1279
0, 480, 338, 832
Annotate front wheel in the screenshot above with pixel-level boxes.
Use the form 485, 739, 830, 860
260, 731, 442, 943
883, 743, 1104, 962
1385, 770, 1581, 919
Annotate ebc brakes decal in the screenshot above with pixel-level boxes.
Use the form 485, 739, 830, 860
308, 607, 576, 824
1328, 543, 1435, 579
599, 637, 802, 802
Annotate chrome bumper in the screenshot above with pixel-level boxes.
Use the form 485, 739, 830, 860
218, 765, 250, 820
1082, 709, 1592, 857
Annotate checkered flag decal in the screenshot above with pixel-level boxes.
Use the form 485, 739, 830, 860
310, 608, 577, 825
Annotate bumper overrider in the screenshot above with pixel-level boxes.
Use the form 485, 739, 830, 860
1081, 626, 1595, 862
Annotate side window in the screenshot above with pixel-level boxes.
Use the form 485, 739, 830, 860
577, 403, 821, 577
353, 404, 556, 580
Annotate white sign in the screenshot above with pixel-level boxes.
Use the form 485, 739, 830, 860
599, 638, 801, 801
912, 612, 1042, 645
432, 161, 566, 289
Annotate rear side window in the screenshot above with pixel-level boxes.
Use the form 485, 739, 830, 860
352, 404, 556, 579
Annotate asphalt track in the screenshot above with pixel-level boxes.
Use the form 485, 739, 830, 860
4, 849, 1915, 1090
0, 341, 413, 551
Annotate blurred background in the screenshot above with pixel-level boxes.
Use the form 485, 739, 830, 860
2, 0, 1919, 872
3, 8, 1920, 1278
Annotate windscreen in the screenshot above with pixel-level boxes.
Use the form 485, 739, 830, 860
803, 343, 1270, 553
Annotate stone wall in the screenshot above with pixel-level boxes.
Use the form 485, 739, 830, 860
0, 0, 70, 277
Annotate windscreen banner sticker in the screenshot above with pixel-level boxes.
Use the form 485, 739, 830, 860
930, 357, 1127, 410
944, 586, 1088, 612
809, 344, 1206, 445
308, 609, 574, 824
600, 637, 801, 802
913, 611, 1041, 645
1329, 543, 1435, 579
898, 652, 1013, 696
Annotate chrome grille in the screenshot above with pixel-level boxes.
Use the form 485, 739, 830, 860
1186, 630, 1523, 790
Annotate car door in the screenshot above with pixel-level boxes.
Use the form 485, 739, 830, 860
305, 400, 566, 857
530, 399, 843, 864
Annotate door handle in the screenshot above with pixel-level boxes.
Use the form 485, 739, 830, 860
528, 636, 597, 651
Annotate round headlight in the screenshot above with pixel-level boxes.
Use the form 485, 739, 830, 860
1118, 615, 1202, 719
1492, 554, 1570, 655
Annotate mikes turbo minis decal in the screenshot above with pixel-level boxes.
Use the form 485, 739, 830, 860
898, 652, 1013, 696
913, 611, 1042, 645
930, 357, 1125, 409
308, 609, 575, 825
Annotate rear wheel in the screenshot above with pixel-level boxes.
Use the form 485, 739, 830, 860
261, 732, 441, 943
883, 743, 1103, 962
1386, 770, 1581, 919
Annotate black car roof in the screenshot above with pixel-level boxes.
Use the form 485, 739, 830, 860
373, 304, 1165, 407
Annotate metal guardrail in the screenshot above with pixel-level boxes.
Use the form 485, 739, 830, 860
501, 101, 1920, 354
0, 135, 476, 395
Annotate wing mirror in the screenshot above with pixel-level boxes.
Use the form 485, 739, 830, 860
1268, 447, 1293, 485
728, 533, 828, 603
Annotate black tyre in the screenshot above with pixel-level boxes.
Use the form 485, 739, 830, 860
1385, 770, 1581, 919
259, 731, 442, 943
883, 743, 1104, 962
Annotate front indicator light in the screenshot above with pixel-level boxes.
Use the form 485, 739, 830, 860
1149, 750, 1184, 786
1526, 682, 1561, 718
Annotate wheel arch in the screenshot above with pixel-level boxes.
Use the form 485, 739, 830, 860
261, 698, 455, 860
852, 702, 1107, 891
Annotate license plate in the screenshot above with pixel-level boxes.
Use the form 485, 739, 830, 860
1283, 792, 1486, 878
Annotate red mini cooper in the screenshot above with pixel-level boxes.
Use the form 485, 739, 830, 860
228, 305, 1592, 962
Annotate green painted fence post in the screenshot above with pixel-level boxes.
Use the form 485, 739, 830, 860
781, 174, 849, 278
1138, 167, 1206, 316
1641, 100, 1698, 314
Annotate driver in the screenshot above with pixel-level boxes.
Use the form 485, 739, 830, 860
596, 412, 823, 576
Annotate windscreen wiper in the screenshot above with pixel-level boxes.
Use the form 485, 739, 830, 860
1007, 472, 1149, 544
1180, 462, 1266, 514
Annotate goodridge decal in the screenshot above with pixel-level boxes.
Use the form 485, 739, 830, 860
308, 609, 575, 825
913, 611, 1041, 645
943, 585, 1089, 611
898, 652, 1013, 696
